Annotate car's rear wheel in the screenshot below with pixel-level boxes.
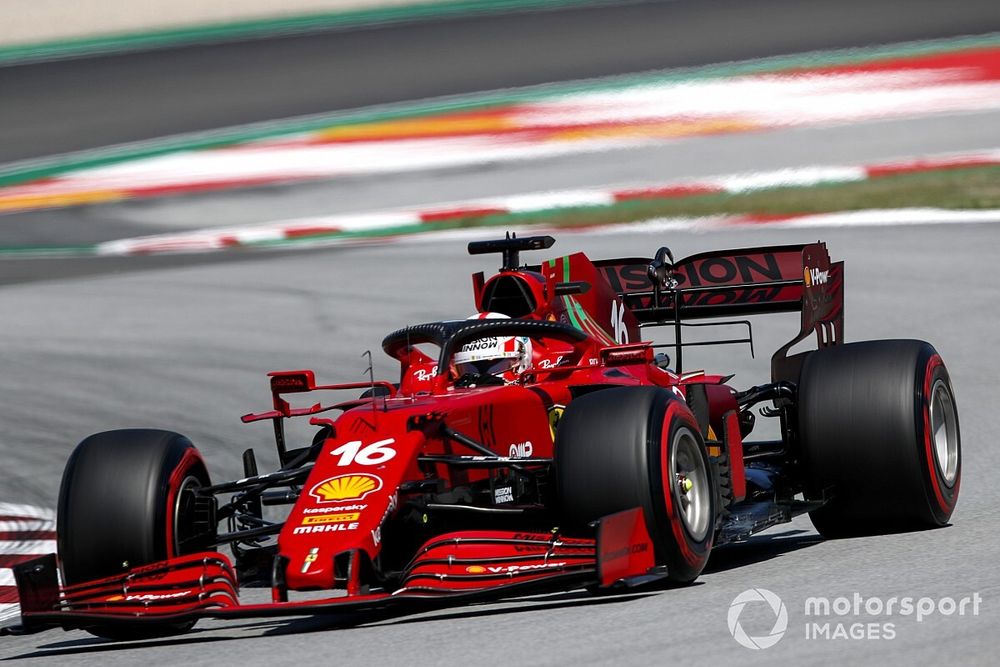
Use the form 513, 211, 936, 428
798, 340, 961, 538
556, 386, 715, 583
57, 429, 211, 638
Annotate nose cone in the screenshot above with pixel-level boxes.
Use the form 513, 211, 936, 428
278, 427, 423, 592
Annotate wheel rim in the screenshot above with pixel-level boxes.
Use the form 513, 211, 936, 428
929, 378, 959, 487
173, 474, 203, 555
672, 428, 710, 542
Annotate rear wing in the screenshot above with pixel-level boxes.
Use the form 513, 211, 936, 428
595, 242, 843, 382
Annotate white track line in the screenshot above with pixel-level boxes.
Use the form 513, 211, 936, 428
0, 520, 55, 533
732, 208, 1000, 228
0, 505, 59, 625
0, 603, 19, 623
0, 540, 57, 555
0, 503, 56, 520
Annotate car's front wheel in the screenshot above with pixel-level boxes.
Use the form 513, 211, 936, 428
555, 386, 715, 583
57, 428, 211, 638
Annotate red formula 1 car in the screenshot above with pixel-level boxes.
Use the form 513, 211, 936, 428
6, 235, 961, 639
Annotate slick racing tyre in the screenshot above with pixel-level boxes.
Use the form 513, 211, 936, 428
556, 387, 715, 583
798, 340, 960, 538
58, 429, 211, 638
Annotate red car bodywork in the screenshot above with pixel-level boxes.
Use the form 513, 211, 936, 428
8, 236, 843, 634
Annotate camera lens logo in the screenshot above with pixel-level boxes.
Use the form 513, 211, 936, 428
728, 588, 788, 650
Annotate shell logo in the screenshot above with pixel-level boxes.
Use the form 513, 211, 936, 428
309, 473, 383, 503
465, 565, 487, 574
803, 267, 812, 288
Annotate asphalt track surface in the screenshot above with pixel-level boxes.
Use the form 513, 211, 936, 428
2, 0, 1000, 163
1, 227, 999, 665
3, 2, 1000, 665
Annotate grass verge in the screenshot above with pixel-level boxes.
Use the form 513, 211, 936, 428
454, 165, 1000, 230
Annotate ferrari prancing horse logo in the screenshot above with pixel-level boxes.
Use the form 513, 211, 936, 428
548, 405, 565, 440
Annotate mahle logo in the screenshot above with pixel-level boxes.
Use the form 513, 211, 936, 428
728, 588, 788, 650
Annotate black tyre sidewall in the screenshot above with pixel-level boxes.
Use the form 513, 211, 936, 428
57, 429, 208, 585
556, 387, 714, 583
799, 340, 960, 536
647, 397, 715, 581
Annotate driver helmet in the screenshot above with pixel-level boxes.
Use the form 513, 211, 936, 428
453, 312, 532, 382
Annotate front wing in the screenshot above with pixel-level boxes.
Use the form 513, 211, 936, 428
4, 508, 661, 635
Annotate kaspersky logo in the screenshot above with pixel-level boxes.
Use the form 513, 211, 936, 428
309, 473, 382, 503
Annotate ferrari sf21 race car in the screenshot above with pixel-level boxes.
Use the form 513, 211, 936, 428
5, 235, 961, 639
